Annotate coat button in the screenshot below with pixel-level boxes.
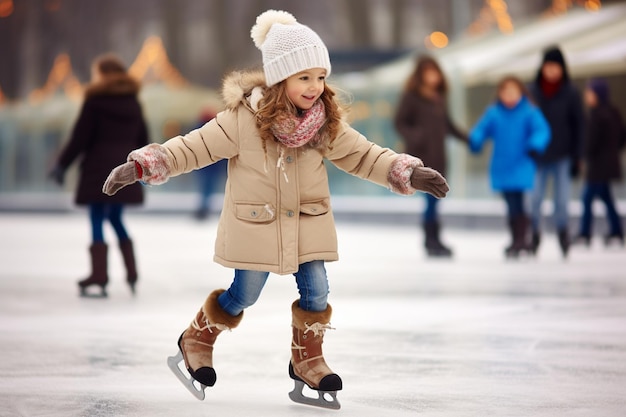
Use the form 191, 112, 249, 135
287, 210, 294, 217
286, 156, 293, 163
251, 210, 257, 217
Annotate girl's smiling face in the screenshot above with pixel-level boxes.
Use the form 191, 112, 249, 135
285, 68, 327, 110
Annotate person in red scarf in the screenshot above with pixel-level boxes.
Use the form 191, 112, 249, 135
528, 46, 585, 258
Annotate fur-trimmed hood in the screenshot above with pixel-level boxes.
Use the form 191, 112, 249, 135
85, 73, 140, 98
221, 70, 266, 111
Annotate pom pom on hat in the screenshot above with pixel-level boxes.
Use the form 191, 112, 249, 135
250, 9, 331, 87
251, 10, 297, 49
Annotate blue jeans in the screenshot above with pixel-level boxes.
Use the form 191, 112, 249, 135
579, 182, 623, 236
502, 191, 526, 218
530, 158, 571, 231
89, 203, 129, 243
218, 260, 329, 316
423, 193, 439, 223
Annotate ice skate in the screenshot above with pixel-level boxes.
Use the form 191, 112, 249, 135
78, 242, 108, 298
167, 289, 242, 400
604, 233, 624, 247
504, 215, 531, 259
288, 301, 342, 410
119, 239, 138, 295
423, 221, 453, 258
79, 283, 108, 298
558, 228, 570, 259
167, 348, 207, 400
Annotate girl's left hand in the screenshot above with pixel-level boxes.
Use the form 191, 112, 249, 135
410, 166, 449, 198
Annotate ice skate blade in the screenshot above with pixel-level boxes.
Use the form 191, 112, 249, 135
167, 350, 207, 401
289, 380, 341, 410
79, 287, 108, 298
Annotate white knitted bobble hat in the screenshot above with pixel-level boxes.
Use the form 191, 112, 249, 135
251, 10, 331, 87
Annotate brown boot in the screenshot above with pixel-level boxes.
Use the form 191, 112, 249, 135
289, 301, 342, 408
119, 239, 138, 294
78, 242, 108, 297
289, 301, 342, 400
505, 215, 530, 258
168, 289, 242, 400
423, 221, 453, 257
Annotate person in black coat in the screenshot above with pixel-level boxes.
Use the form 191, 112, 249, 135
51, 53, 149, 297
574, 78, 625, 246
528, 46, 585, 258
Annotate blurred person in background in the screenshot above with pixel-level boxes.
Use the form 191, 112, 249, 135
50, 53, 148, 297
394, 55, 468, 258
469, 76, 550, 258
528, 46, 585, 258
193, 107, 227, 220
573, 78, 625, 247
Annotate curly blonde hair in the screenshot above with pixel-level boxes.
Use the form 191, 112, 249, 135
255, 81, 344, 155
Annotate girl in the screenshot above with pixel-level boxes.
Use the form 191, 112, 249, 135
469, 76, 550, 258
102, 10, 448, 410
51, 53, 148, 297
574, 78, 625, 246
394, 55, 468, 257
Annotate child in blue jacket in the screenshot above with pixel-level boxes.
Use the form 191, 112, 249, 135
470, 76, 551, 257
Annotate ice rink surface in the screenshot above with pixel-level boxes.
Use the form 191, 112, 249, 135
1, 212, 625, 417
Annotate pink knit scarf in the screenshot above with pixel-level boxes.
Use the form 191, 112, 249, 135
271, 100, 326, 148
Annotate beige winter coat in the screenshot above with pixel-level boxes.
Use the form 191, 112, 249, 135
153, 72, 409, 274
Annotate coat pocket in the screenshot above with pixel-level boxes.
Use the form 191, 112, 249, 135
300, 199, 330, 216
235, 203, 276, 223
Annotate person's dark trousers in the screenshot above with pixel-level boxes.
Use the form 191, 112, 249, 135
503, 191, 529, 257
422, 193, 452, 257
579, 182, 623, 240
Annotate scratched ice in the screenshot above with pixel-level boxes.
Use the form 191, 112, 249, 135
1, 213, 625, 417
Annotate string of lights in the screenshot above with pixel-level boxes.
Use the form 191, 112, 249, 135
128, 36, 188, 88
28, 54, 82, 103
0, 0, 603, 105
21, 36, 190, 105
467, 0, 514, 36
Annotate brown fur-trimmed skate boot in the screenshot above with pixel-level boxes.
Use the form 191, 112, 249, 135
78, 242, 108, 297
288, 300, 342, 409
167, 289, 243, 400
119, 239, 138, 295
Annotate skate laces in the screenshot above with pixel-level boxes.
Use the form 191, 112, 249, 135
191, 316, 230, 333
292, 322, 335, 355
304, 322, 334, 337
